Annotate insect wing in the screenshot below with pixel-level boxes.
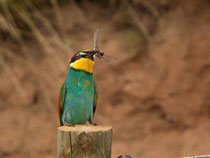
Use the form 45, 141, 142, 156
99, 54, 117, 63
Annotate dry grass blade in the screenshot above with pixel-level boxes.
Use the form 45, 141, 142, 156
0, 46, 56, 82
50, 0, 65, 39
139, 0, 159, 17
0, 54, 27, 100
0, 0, 29, 56
13, 5, 54, 54
0, 46, 58, 124
72, 0, 88, 23
0, 13, 19, 39
126, 1, 153, 43
23, 0, 73, 56
13, 5, 66, 71
32, 11, 73, 55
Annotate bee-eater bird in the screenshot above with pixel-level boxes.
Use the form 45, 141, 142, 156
58, 29, 104, 126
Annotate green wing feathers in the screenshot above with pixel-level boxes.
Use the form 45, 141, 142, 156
58, 83, 66, 126
58, 82, 97, 125
93, 84, 98, 116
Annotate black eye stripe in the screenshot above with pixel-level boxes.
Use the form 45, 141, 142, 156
70, 54, 86, 63
71, 55, 80, 63
70, 53, 94, 63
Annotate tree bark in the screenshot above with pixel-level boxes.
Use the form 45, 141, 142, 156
57, 125, 112, 158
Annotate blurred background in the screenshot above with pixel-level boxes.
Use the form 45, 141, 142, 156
0, 0, 209, 158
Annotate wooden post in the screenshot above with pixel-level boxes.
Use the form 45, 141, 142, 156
57, 125, 112, 158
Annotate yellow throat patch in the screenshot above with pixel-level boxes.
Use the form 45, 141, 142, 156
70, 58, 94, 73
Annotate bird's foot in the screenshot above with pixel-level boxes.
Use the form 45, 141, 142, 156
64, 121, 75, 127
89, 120, 97, 126
92, 123, 97, 126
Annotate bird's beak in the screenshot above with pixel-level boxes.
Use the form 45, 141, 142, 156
86, 52, 97, 59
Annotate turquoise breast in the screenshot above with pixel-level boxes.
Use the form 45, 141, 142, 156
62, 67, 95, 125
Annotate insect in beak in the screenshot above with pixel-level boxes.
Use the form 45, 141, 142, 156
90, 28, 117, 63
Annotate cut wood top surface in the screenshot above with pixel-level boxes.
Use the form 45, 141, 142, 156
58, 125, 112, 132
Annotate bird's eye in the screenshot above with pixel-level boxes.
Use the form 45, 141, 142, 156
77, 54, 81, 57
